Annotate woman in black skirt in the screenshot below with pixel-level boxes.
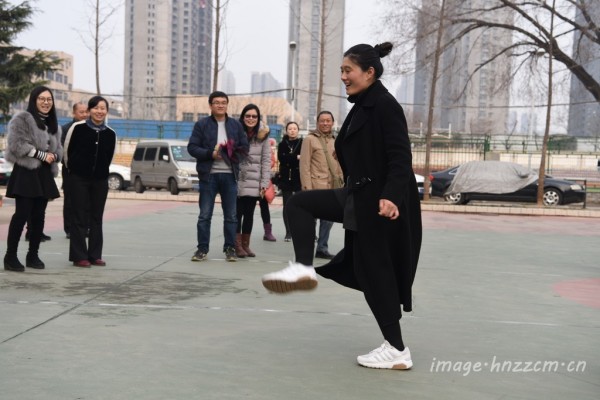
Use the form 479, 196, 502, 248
63, 96, 116, 267
4, 86, 62, 272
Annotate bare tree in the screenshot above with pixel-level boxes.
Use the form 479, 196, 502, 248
537, 0, 557, 205
77, 0, 122, 95
422, 0, 446, 201
211, 0, 231, 92
315, 0, 328, 113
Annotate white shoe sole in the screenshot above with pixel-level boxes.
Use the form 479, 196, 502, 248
357, 360, 413, 370
262, 277, 318, 293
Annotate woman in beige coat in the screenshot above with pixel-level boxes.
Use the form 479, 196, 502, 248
298, 111, 343, 259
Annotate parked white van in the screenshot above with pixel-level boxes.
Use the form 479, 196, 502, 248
130, 140, 198, 195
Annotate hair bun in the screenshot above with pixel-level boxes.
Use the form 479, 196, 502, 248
374, 42, 393, 58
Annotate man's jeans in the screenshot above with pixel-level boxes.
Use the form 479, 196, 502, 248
197, 173, 238, 253
316, 219, 333, 253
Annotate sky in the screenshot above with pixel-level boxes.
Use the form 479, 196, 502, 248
10, 0, 385, 97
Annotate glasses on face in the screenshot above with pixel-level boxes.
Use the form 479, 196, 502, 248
37, 97, 53, 104
211, 101, 228, 107
244, 114, 258, 119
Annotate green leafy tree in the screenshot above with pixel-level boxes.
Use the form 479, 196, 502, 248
0, 0, 61, 121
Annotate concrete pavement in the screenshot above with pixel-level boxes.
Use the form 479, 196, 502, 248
0, 194, 598, 400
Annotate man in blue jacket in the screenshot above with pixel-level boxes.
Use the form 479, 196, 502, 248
188, 91, 249, 262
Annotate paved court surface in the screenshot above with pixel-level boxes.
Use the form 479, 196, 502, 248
0, 196, 598, 400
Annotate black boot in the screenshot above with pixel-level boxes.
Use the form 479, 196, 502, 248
26, 252, 45, 269
4, 254, 25, 272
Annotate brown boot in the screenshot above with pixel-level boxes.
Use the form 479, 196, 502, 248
235, 233, 247, 258
241, 233, 255, 257
263, 223, 276, 241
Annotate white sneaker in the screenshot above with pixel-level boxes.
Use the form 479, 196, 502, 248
357, 341, 412, 370
262, 261, 318, 293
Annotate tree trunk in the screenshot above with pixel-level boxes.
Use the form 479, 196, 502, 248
423, 0, 446, 201
537, 0, 556, 206
316, 0, 326, 114
212, 0, 221, 92
95, 0, 101, 95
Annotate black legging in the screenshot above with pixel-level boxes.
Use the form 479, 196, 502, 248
285, 188, 405, 351
6, 196, 48, 256
259, 196, 270, 224
285, 189, 344, 266
281, 189, 299, 236
237, 196, 260, 234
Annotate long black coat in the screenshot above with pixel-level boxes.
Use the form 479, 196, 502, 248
317, 80, 422, 315
277, 136, 302, 192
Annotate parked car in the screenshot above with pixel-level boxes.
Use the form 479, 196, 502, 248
0, 151, 13, 185
130, 140, 198, 195
429, 161, 586, 206
415, 173, 425, 199
108, 164, 131, 190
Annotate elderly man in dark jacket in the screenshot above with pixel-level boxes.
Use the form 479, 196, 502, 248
187, 91, 249, 262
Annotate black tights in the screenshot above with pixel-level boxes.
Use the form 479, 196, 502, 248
285, 189, 343, 266
6, 196, 48, 256
236, 196, 259, 234
259, 197, 270, 225
285, 188, 405, 351
281, 189, 299, 235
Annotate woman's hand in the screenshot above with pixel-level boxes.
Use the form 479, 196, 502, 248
259, 187, 266, 198
379, 199, 399, 220
44, 153, 56, 164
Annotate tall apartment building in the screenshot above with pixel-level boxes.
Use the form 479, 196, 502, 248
288, 0, 345, 129
219, 69, 236, 95
124, 0, 212, 120
414, 0, 512, 135
438, 0, 512, 135
251, 72, 283, 98
568, 3, 600, 137
395, 73, 415, 126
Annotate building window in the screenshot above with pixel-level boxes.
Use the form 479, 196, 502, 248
266, 115, 278, 125
182, 112, 194, 121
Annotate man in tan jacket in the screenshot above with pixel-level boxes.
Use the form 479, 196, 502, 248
299, 111, 343, 259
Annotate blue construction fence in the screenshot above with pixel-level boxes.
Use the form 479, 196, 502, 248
0, 117, 284, 143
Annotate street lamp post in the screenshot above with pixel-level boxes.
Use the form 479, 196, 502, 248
289, 41, 297, 122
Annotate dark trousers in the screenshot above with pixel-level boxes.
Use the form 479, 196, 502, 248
6, 197, 48, 256
281, 189, 299, 235
62, 165, 71, 234
285, 188, 404, 349
258, 196, 270, 224
285, 189, 344, 266
237, 196, 260, 234
69, 175, 108, 261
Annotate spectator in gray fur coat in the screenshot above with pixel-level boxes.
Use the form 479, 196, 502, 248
4, 86, 62, 272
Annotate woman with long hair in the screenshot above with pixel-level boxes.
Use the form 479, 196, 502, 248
4, 86, 62, 272
234, 104, 272, 258
277, 121, 302, 242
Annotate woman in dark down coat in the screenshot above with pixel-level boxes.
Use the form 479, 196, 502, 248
262, 42, 422, 370
63, 96, 116, 268
277, 121, 302, 241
